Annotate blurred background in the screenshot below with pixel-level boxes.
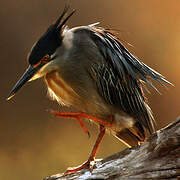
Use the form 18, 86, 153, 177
1, 0, 180, 179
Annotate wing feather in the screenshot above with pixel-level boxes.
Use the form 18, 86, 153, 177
87, 27, 172, 133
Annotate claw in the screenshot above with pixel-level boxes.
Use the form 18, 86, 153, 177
50, 110, 91, 138
64, 160, 90, 174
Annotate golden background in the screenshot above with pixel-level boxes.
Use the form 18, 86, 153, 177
1, 0, 180, 179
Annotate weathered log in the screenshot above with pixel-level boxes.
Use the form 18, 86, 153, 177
44, 117, 180, 180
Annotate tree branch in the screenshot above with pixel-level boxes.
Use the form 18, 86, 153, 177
43, 117, 180, 180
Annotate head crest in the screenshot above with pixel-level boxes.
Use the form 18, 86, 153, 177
27, 6, 75, 66
54, 5, 76, 32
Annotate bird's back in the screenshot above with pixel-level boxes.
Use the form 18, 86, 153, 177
73, 26, 172, 145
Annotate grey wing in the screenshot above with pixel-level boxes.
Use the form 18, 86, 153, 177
88, 27, 172, 134
91, 63, 154, 134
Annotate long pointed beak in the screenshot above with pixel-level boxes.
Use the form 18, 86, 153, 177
7, 64, 42, 100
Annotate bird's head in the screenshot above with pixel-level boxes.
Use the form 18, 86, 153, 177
7, 6, 75, 100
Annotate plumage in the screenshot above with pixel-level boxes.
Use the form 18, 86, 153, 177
68, 26, 171, 138
87, 27, 172, 133
8, 7, 173, 173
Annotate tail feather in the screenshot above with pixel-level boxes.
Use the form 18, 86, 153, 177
114, 122, 146, 147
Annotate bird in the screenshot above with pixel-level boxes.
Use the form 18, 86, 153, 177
7, 6, 172, 174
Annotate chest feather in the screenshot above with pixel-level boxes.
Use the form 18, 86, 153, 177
45, 71, 79, 106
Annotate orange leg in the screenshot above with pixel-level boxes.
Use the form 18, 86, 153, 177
50, 111, 109, 174
76, 117, 90, 138
51, 110, 90, 137
65, 125, 106, 174
50, 111, 113, 127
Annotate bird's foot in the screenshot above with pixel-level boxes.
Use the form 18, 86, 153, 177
50, 110, 90, 138
64, 158, 96, 175
63, 125, 105, 175
50, 110, 113, 128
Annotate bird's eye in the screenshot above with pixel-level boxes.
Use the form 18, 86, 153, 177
41, 54, 50, 64
33, 54, 50, 67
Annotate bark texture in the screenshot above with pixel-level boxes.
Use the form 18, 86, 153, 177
43, 117, 180, 180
